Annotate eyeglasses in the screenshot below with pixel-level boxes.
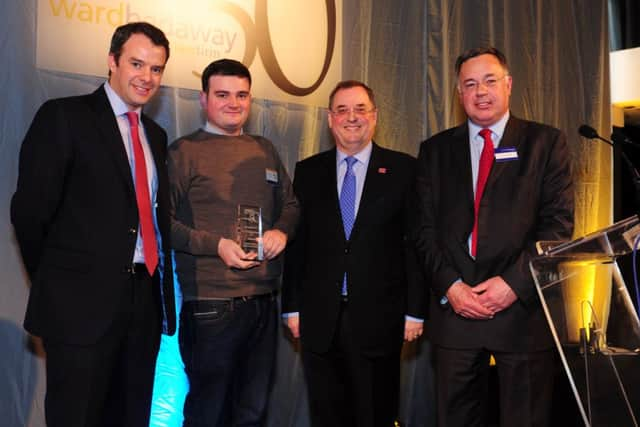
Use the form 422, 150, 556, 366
329, 106, 377, 118
460, 74, 509, 93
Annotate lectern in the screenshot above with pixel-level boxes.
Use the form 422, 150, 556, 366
530, 216, 640, 426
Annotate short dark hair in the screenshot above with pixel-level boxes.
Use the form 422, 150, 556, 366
201, 59, 252, 93
455, 46, 509, 76
109, 22, 170, 65
328, 80, 376, 109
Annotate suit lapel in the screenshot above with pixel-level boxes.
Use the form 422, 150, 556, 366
485, 115, 524, 189
451, 125, 474, 211
449, 125, 475, 252
325, 148, 341, 216
475, 115, 525, 264
349, 143, 386, 242
88, 87, 136, 198
141, 114, 165, 184
318, 148, 344, 240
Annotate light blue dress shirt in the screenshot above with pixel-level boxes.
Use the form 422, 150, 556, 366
440, 112, 510, 306
103, 82, 161, 266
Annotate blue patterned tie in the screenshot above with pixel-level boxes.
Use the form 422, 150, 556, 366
340, 156, 357, 295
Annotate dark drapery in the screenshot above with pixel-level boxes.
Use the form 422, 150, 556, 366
609, 0, 640, 50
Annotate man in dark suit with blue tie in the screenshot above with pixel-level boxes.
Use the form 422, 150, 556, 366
416, 47, 574, 427
282, 80, 425, 426
11, 22, 175, 427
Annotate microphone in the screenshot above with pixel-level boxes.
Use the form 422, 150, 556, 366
578, 124, 614, 146
579, 124, 639, 148
578, 124, 599, 139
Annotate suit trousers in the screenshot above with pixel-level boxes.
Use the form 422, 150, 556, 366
433, 345, 556, 427
301, 301, 401, 427
179, 293, 277, 427
42, 266, 162, 427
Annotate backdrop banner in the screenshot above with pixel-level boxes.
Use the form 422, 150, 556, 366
37, 0, 342, 106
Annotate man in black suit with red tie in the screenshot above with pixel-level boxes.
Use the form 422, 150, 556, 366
282, 80, 425, 426
11, 22, 175, 427
416, 47, 574, 427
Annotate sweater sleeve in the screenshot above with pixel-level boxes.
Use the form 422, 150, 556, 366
168, 140, 222, 256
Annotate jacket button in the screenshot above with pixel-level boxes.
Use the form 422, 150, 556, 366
128, 228, 137, 235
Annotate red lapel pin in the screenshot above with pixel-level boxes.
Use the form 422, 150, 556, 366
378, 167, 387, 174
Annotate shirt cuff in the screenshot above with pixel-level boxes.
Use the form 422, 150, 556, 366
405, 315, 424, 323
281, 312, 299, 319
441, 278, 463, 306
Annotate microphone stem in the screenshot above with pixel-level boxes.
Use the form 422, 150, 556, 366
597, 136, 614, 147
618, 147, 640, 216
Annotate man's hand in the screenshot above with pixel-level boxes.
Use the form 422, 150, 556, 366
446, 281, 495, 320
474, 276, 517, 313
261, 229, 287, 260
286, 315, 300, 339
217, 237, 260, 269
404, 319, 423, 342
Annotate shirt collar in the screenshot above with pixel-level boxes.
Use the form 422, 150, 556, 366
204, 121, 244, 136
336, 141, 373, 167
468, 111, 510, 143
103, 82, 142, 118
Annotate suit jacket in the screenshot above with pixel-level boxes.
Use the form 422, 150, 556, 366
416, 115, 574, 352
11, 86, 176, 345
282, 143, 424, 356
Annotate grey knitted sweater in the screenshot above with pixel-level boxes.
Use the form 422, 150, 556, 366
168, 130, 299, 300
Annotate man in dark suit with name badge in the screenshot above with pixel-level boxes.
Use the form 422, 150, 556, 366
416, 47, 574, 427
11, 22, 175, 427
282, 80, 425, 427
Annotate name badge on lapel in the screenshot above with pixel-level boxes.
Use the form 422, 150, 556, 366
266, 168, 279, 183
494, 147, 518, 163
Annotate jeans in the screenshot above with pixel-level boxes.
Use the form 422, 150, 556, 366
179, 293, 278, 427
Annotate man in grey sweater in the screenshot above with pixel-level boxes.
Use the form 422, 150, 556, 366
168, 59, 299, 427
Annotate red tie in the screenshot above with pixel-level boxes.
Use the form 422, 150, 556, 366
472, 129, 495, 257
126, 111, 158, 275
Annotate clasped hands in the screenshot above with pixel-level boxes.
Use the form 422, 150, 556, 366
446, 276, 517, 320
218, 229, 287, 269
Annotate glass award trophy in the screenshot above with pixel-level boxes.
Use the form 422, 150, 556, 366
235, 204, 264, 261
